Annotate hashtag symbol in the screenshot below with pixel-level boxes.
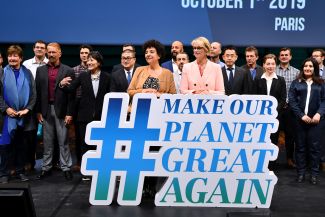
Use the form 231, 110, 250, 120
83, 94, 160, 205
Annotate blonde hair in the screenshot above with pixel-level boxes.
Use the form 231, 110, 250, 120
191, 36, 211, 53
47, 42, 61, 52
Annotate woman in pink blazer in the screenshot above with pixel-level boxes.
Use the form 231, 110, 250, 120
180, 37, 225, 95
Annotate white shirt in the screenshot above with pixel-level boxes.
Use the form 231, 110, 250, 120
23, 56, 48, 79
261, 73, 278, 95
124, 66, 134, 81
172, 60, 178, 73
173, 71, 182, 93
304, 80, 313, 115
91, 71, 101, 97
226, 65, 236, 79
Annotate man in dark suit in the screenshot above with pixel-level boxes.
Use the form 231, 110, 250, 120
110, 49, 138, 92
312, 48, 325, 171
241, 46, 264, 94
112, 44, 140, 73
161, 41, 183, 73
221, 46, 246, 95
35, 42, 74, 180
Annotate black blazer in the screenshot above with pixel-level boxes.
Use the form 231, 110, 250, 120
241, 64, 264, 94
289, 79, 325, 119
110, 65, 139, 92
35, 63, 75, 119
254, 75, 286, 113
64, 71, 110, 123
222, 66, 246, 95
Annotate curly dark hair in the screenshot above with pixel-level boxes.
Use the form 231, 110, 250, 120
297, 57, 323, 84
143, 39, 165, 60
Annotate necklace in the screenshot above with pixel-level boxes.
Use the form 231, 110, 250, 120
91, 70, 101, 81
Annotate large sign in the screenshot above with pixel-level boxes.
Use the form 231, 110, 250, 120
81, 93, 279, 208
0, 0, 323, 47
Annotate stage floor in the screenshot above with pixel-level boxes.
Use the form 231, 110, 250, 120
17, 164, 325, 217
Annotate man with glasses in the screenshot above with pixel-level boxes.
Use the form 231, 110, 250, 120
110, 49, 138, 92
23, 40, 48, 172
23, 40, 48, 79
112, 44, 139, 73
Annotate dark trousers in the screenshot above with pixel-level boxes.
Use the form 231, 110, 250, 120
25, 129, 37, 168
295, 119, 322, 176
0, 127, 26, 177
278, 107, 295, 159
319, 120, 325, 163
74, 98, 82, 165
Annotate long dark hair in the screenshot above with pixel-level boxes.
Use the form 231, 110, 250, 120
297, 57, 323, 84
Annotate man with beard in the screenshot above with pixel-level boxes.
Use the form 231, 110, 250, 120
35, 42, 75, 181
162, 41, 184, 73
174, 52, 189, 93
209, 41, 225, 68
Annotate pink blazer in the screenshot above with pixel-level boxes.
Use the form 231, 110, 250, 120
180, 60, 225, 94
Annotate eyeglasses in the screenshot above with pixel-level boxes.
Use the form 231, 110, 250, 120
121, 57, 135, 61
193, 46, 203, 50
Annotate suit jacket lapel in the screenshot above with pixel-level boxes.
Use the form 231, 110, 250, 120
86, 73, 96, 99
270, 78, 277, 96
97, 72, 107, 99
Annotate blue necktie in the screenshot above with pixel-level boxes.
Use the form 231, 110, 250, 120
250, 68, 256, 80
228, 68, 234, 88
127, 71, 131, 84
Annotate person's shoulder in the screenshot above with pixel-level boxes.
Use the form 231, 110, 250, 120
23, 58, 33, 65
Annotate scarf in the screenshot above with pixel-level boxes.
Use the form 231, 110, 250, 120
0, 65, 31, 145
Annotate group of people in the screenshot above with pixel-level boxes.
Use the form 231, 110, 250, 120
0, 37, 324, 186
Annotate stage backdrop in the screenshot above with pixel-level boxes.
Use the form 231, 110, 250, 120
0, 0, 322, 47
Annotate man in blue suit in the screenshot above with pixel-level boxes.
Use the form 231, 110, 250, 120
161, 41, 183, 73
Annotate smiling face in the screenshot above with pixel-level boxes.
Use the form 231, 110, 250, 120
8, 53, 22, 69
303, 61, 314, 79
145, 47, 160, 65
87, 56, 100, 72
263, 58, 276, 75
